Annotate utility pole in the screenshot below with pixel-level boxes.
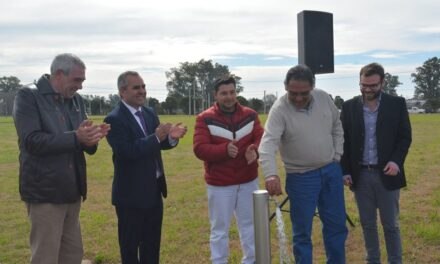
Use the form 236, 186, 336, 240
263, 90, 267, 114
201, 82, 205, 110
193, 80, 196, 115
188, 85, 191, 115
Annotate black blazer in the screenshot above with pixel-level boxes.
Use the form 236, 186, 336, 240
105, 102, 175, 208
340, 93, 412, 190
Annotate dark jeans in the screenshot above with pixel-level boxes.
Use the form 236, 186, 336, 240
286, 162, 348, 264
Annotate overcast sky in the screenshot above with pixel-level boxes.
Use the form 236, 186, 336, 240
1, 0, 439, 101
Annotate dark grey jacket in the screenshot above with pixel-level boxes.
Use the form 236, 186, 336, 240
13, 74, 97, 203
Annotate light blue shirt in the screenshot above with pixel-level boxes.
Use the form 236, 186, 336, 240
361, 95, 381, 165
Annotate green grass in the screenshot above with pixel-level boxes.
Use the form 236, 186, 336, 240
1, 114, 440, 263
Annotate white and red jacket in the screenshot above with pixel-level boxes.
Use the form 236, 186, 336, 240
193, 102, 264, 186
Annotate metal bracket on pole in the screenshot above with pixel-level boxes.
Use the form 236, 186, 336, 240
253, 190, 271, 264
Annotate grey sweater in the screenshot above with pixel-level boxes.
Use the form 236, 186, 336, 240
259, 88, 343, 177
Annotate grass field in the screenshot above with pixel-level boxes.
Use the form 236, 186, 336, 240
0, 114, 439, 263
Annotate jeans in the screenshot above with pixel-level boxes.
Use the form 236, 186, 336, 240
285, 162, 347, 264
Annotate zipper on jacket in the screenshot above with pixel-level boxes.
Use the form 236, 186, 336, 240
228, 113, 236, 139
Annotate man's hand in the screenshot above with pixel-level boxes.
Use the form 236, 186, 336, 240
227, 140, 238, 158
169, 123, 187, 140
155, 123, 172, 142
76, 120, 104, 147
384, 161, 399, 176
99, 123, 111, 139
265, 175, 282, 196
343, 175, 353, 187
245, 144, 258, 164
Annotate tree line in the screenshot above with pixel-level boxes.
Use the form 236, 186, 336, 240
1, 57, 439, 116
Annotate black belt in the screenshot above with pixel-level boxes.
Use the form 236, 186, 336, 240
360, 164, 380, 170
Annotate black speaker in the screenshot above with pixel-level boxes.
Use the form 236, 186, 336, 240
297, 11, 334, 74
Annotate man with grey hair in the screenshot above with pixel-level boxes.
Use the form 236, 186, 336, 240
13, 53, 110, 264
105, 71, 187, 264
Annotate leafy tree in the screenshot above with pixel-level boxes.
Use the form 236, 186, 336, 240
91, 96, 106, 115
108, 94, 120, 109
0, 92, 16, 115
334, 95, 344, 109
147, 98, 163, 114
0, 76, 22, 93
166, 59, 243, 112
0, 76, 24, 115
248, 98, 264, 113
147, 97, 160, 109
412, 57, 440, 112
80, 94, 92, 115
237, 95, 249, 107
383, 73, 401, 96
179, 96, 190, 115
162, 96, 178, 114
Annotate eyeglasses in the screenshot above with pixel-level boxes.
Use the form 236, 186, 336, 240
132, 84, 146, 90
288, 91, 311, 98
359, 82, 381, 89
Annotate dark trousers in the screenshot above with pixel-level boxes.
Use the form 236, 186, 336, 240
355, 169, 401, 264
115, 200, 163, 264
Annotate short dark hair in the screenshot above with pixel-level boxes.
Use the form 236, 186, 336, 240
284, 65, 315, 87
214, 75, 236, 92
360, 63, 385, 80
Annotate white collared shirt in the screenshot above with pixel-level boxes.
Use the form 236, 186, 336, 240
121, 100, 177, 146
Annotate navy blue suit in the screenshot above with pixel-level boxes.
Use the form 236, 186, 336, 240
105, 102, 175, 264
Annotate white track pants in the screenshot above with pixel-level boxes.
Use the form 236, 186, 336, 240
207, 178, 258, 264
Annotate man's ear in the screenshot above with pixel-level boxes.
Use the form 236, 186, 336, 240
119, 86, 129, 99
53, 69, 66, 80
56, 69, 66, 76
50, 69, 64, 88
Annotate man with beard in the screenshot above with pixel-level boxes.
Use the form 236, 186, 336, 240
340, 63, 412, 264
193, 75, 264, 264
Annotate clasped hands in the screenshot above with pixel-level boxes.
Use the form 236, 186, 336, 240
155, 122, 187, 142
227, 140, 258, 165
75, 120, 110, 147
